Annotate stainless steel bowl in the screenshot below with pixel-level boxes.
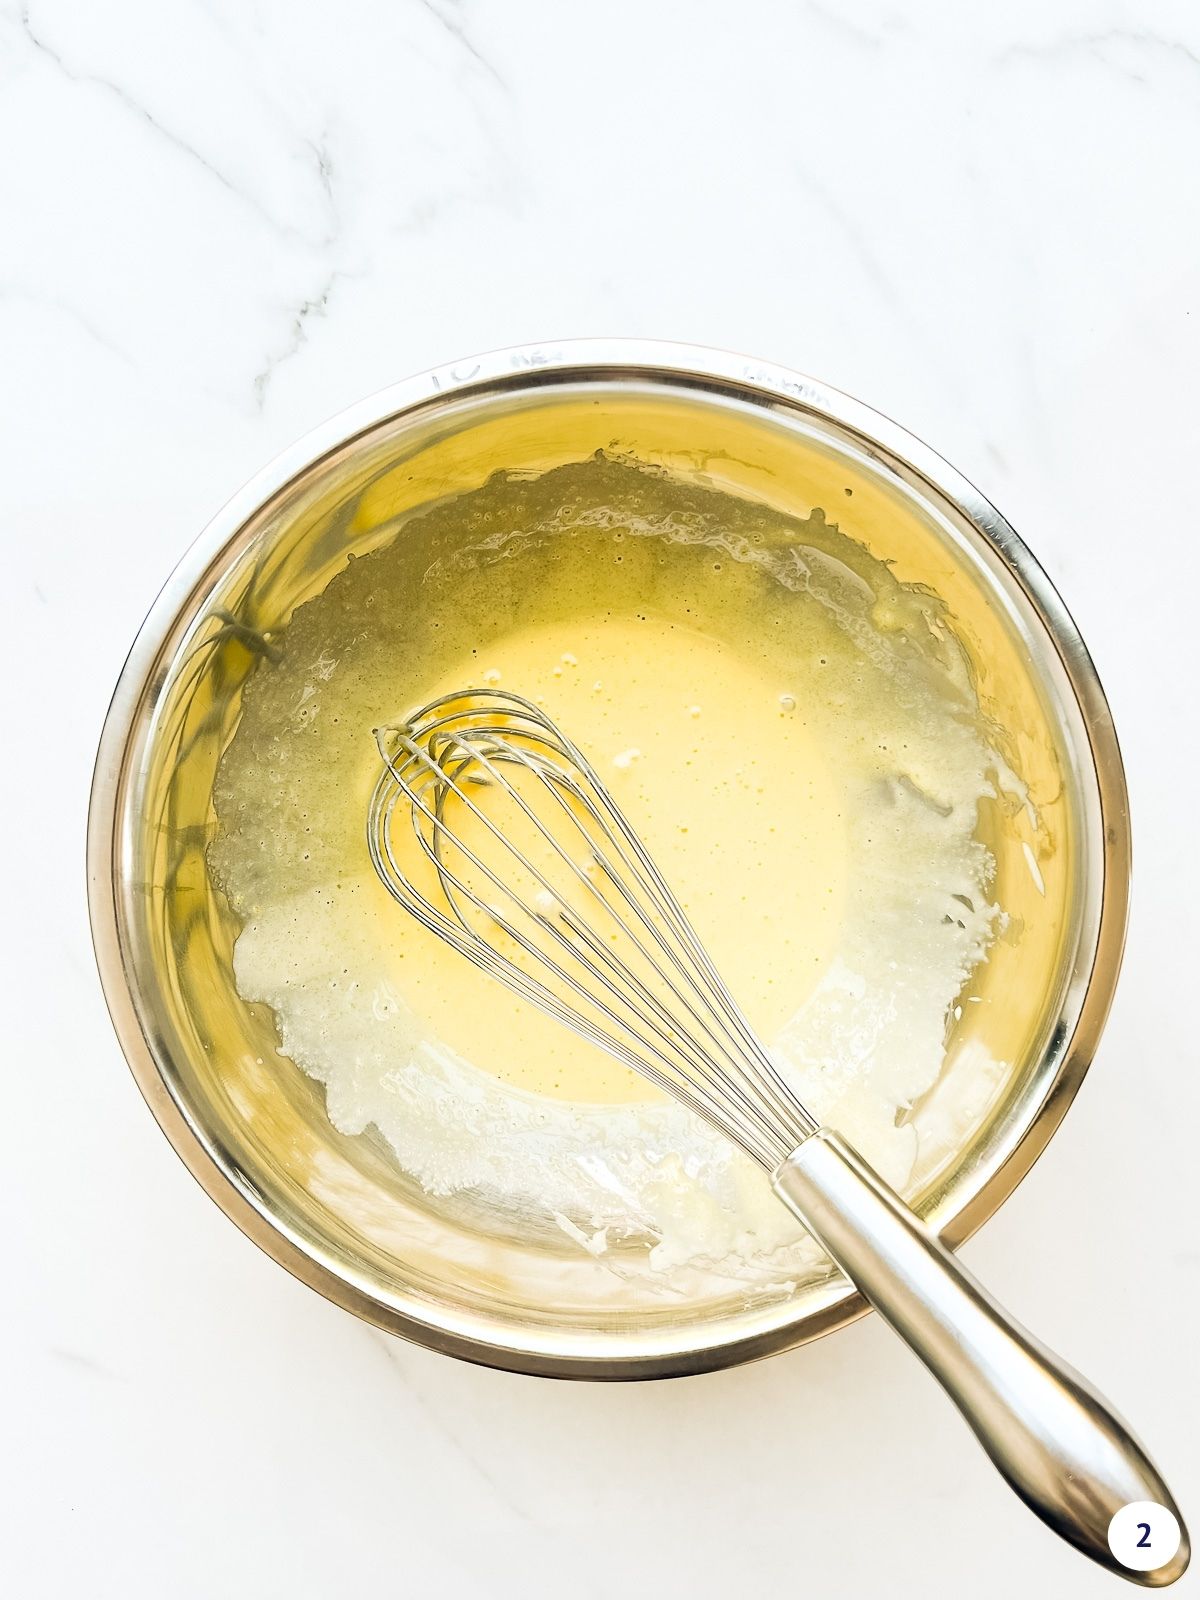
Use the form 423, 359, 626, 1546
87, 341, 1129, 1378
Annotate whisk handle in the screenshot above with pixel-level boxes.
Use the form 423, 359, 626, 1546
772, 1130, 1188, 1586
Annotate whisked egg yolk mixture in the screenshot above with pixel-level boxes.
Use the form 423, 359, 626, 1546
210, 456, 1006, 1279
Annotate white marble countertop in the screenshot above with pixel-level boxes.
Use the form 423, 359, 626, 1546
5, 1, 1199, 1594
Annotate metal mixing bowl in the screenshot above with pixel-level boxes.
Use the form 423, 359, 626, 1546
87, 341, 1129, 1378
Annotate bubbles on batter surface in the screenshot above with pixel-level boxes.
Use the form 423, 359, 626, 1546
210, 454, 1005, 1284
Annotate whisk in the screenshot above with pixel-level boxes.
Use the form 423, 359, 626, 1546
369, 687, 1187, 1586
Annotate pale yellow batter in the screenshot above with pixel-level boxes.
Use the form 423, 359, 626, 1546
211, 455, 1003, 1276
375, 616, 848, 1103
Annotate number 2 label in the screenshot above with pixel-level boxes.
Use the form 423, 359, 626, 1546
1108, 1502, 1181, 1573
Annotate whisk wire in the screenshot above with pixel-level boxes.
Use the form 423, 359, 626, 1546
374, 741, 778, 1155
369, 690, 817, 1167
429, 727, 797, 1145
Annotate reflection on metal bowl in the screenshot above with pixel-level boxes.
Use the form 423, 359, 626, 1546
87, 342, 1128, 1379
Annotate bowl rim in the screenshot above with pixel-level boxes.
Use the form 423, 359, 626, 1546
87, 338, 1130, 1379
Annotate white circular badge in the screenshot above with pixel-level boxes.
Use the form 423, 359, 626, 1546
1108, 1501, 1182, 1574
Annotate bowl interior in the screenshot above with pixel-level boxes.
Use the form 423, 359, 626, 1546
104, 367, 1113, 1374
